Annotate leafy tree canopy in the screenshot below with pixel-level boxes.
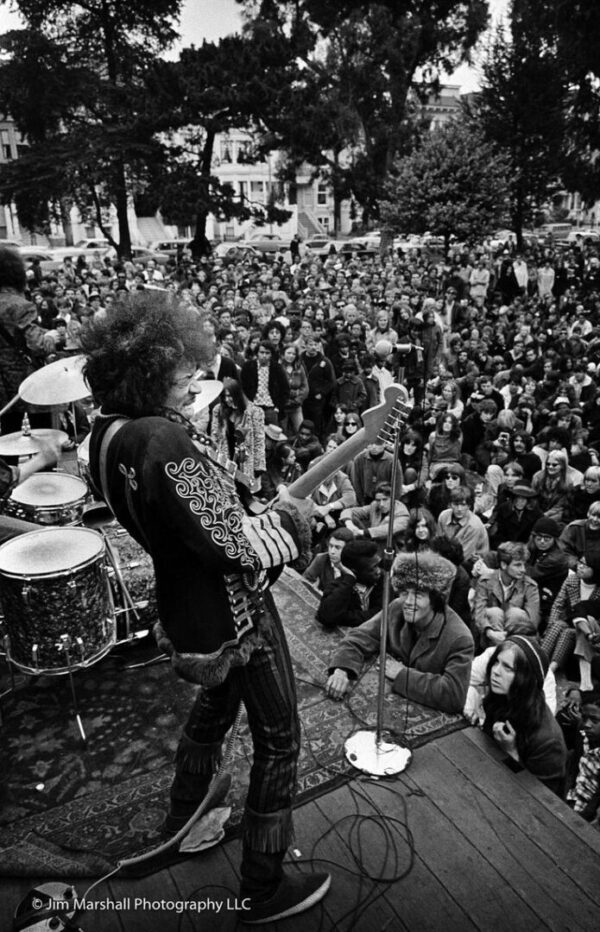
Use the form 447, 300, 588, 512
380, 119, 509, 248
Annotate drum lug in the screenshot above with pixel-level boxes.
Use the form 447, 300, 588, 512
66, 578, 77, 589
22, 583, 31, 607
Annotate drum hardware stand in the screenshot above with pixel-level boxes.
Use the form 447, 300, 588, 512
100, 531, 143, 641
344, 418, 412, 776
56, 634, 87, 744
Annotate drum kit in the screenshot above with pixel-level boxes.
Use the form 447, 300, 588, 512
0, 358, 223, 741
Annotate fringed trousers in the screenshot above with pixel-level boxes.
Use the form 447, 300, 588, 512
172, 600, 300, 853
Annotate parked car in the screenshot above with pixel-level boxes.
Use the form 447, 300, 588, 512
127, 246, 172, 267
393, 234, 423, 253
566, 228, 600, 245
20, 246, 97, 273
75, 238, 112, 250
242, 232, 291, 253
148, 238, 194, 256
304, 236, 340, 257
213, 243, 261, 262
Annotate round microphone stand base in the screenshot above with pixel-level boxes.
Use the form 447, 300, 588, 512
344, 730, 412, 776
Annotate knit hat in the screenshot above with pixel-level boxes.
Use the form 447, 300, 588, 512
531, 517, 560, 538
391, 551, 456, 597
506, 636, 549, 688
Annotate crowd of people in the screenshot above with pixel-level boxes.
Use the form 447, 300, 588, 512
1, 228, 600, 907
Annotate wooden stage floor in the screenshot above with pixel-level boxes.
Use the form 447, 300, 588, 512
1, 726, 599, 931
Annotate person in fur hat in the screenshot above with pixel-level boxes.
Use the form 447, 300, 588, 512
325, 551, 474, 713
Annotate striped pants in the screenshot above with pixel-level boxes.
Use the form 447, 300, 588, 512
542, 619, 577, 669
171, 596, 300, 852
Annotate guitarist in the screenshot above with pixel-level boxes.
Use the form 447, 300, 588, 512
82, 293, 331, 925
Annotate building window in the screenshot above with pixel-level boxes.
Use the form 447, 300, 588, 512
317, 183, 328, 206
238, 181, 247, 201
236, 141, 253, 163
220, 140, 232, 162
1, 130, 12, 160
250, 181, 265, 204
319, 216, 330, 229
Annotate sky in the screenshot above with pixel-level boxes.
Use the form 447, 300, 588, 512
0, 0, 510, 92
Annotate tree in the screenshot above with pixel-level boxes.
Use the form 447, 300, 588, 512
0, 0, 183, 256
472, 2, 566, 248
537, 1, 600, 205
237, 0, 489, 228
143, 32, 296, 255
380, 120, 508, 251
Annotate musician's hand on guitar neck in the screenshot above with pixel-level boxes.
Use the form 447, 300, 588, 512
275, 484, 317, 521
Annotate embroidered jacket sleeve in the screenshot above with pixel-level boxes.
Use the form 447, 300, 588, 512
147, 427, 300, 573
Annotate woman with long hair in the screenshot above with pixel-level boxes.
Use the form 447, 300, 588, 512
427, 463, 466, 520
531, 449, 573, 524
261, 442, 303, 501
210, 377, 266, 488
403, 507, 437, 552
440, 380, 464, 419
427, 411, 463, 475
280, 343, 308, 436
475, 637, 566, 794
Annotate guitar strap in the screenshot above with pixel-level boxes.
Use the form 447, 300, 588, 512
97, 418, 128, 517
96, 417, 153, 553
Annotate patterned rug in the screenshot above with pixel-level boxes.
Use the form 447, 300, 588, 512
0, 568, 466, 878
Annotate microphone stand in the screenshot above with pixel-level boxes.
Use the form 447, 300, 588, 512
344, 417, 412, 776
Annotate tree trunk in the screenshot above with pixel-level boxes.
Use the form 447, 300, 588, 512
114, 158, 132, 258
191, 128, 216, 259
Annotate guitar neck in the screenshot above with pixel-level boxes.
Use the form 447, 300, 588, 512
286, 428, 369, 499
286, 390, 412, 500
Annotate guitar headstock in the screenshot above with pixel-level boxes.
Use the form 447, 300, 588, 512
362, 384, 412, 451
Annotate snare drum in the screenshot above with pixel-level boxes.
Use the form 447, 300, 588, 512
0, 527, 115, 674
10, 472, 89, 525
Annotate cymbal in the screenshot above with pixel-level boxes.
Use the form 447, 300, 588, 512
187, 379, 223, 415
19, 355, 90, 405
0, 428, 68, 456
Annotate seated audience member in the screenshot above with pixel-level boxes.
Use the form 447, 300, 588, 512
350, 441, 397, 506
562, 466, 600, 524
509, 431, 542, 481
427, 464, 466, 520
437, 487, 489, 567
302, 528, 354, 591
543, 553, 600, 682
464, 641, 557, 724
260, 442, 302, 500
427, 411, 463, 475
340, 481, 409, 547
526, 517, 569, 628
403, 507, 437, 553
531, 449, 573, 524
290, 419, 323, 472
571, 601, 600, 694
325, 551, 474, 714
467, 636, 567, 794
564, 691, 600, 823
559, 502, 600, 569
488, 480, 543, 550
430, 536, 472, 632
473, 542, 540, 648
309, 438, 357, 537
316, 539, 383, 629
